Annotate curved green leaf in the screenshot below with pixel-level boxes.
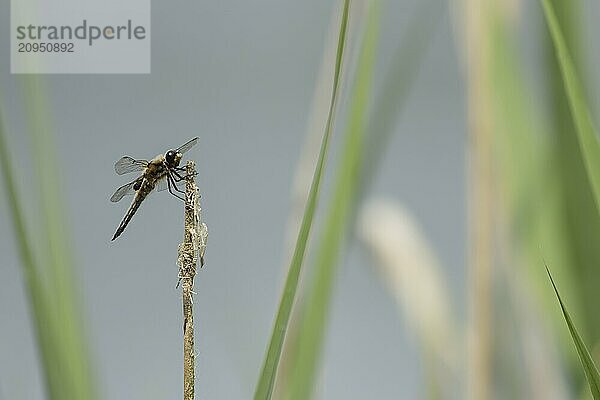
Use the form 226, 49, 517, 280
546, 265, 600, 398
285, 1, 380, 399
253, 1, 352, 399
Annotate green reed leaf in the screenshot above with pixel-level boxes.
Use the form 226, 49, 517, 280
546, 265, 600, 398
253, 1, 352, 399
285, 1, 380, 399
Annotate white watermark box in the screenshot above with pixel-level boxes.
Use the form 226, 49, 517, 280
11, 0, 150, 74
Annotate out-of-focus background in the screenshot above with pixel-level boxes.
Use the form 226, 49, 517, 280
2, 0, 600, 399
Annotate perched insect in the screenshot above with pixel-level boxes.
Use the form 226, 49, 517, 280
110, 137, 198, 241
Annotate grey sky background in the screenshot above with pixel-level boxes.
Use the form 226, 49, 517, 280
2, 0, 573, 398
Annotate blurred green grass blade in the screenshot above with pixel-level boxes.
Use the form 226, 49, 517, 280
540, 0, 600, 214
1, 76, 97, 400
22, 76, 98, 400
286, 2, 380, 399
0, 104, 64, 399
253, 1, 351, 399
487, 2, 585, 361
541, 0, 600, 343
271, 3, 441, 396
360, 0, 441, 196
546, 265, 600, 397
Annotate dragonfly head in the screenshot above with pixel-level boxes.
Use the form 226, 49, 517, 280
165, 149, 183, 167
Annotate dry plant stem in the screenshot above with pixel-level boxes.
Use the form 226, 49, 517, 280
182, 270, 195, 400
179, 160, 203, 400
465, 1, 494, 399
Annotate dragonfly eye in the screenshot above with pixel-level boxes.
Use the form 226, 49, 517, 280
165, 150, 177, 165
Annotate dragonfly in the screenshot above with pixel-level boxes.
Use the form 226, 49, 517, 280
110, 137, 198, 241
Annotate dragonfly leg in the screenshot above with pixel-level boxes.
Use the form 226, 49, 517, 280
172, 169, 196, 181
170, 172, 186, 195
167, 173, 185, 201
172, 167, 198, 181
172, 169, 186, 181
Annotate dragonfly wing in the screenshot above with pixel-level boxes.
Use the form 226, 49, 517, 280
155, 176, 168, 192
155, 175, 185, 192
110, 179, 138, 202
114, 156, 148, 175
176, 137, 199, 154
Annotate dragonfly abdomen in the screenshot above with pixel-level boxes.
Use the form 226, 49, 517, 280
111, 180, 155, 241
